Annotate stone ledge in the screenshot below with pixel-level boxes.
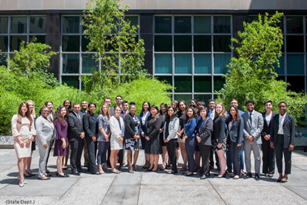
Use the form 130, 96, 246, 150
0, 136, 14, 149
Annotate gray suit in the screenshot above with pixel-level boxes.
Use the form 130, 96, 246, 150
242, 110, 264, 174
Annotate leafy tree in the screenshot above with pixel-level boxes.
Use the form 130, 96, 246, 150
218, 12, 307, 126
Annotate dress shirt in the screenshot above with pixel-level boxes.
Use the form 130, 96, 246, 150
265, 112, 272, 126
209, 109, 215, 120
278, 113, 287, 135
142, 111, 150, 125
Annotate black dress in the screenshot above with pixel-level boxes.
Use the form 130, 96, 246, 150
145, 115, 163, 155
159, 115, 166, 146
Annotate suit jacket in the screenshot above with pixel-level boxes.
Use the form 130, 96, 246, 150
196, 117, 213, 146
146, 115, 163, 139
120, 110, 130, 119
270, 113, 295, 148
35, 116, 55, 145
242, 111, 264, 144
213, 115, 226, 143
227, 117, 244, 145
139, 111, 150, 135
261, 112, 277, 141
124, 113, 141, 139
163, 117, 180, 141
110, 116, 125, 139
67, 112, 84, 141
83, 112, 98, 138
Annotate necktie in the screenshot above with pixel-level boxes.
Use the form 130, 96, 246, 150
124, 112, 126, 117
249, 113, 252, 125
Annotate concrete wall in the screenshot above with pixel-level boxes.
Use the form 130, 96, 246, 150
0, 0, 307, 10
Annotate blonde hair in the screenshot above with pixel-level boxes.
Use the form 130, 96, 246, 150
215, 103, 226, 118
27, 100, 36, 117
101, 103, 111, 120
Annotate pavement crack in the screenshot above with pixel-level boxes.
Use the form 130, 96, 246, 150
207, 179, 227, 205
100, 174, 117, 205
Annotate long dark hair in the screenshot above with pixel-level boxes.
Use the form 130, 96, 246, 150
227, 105, 240, 122
165, 106, 177, 122
141, 101, 150, 114
185, 107, 198, 124
17, 102, 33, 127
63, 99, 72, 111
179, 100, 188, 113
54, 105, 68, 125
150, 105, 160, 125
159, 103, 168, 115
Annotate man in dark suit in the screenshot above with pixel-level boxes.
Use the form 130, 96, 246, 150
270, 101, 295, 183
68, 103, 85, 175
80, 100, 89, 168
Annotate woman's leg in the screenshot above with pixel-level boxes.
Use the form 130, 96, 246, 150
185, 137, 196, 174
153, 155, 159, 170
179, 142, 188, 170
102, 142, 110, 170
18, 158, 24, 181
57, 156, 63, 174
63, 145, 70, 168
133, 150, 139, 166
148, 154, 154, 169
127, 150, 132, 167
194, 151, 200, 171
97, 142, 103, 170
110, 150, 119, 171
161, 146, 168, 169
176, 147, 180, 166
216, 150, 226, 175
26, 151, 33, 174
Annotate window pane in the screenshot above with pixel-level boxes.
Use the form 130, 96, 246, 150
155, 54, 172, 74
10, 36, 27, 51
0, 36, 8, 52
126, 16, 138, 31
174, 94, 192, 102
29, 35, 46, 44
194, 54, 211, 74
214, 35, 231, 52
287, 54, 304, 74
287, 76, 304, 92
214, 54, 230, 74
0, 54, 7, 66
214, 16, 230, 33
194, 16, 211, 33
214, 76, 225, 92
155, 16, 172, 33
194, 35, 211, 52
175, 54, 191, 74
62, 76, 79, 89
287, 36, 304, 52
82, 54, 99, 74
82, 35, 96, 52
62, 54, 79, 74
30, 16, 46, 33
174, 76, 192, 93
62, 35, 80, 52
194, 76, 211, 93
194, 95, 212, 104
155, 35, 172, 52
274, 55, 284, 75
247, 16, 258, 23
286, 16, 303, 33
0, 17, 8, 33
62, 16, 80, 33
174, 35, 191, 52
11, 17, 27, 33
156, 76, 173, 92
175, 16, 191, 33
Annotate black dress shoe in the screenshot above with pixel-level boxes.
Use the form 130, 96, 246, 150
146, 168, 153, 172
71, 172, 80, 176
56, 173, 69, 177
171, 171, 178, 174
200, 175, 207, 179
255, 174, 260, 181
244, 172, 252, 179
92, 172, 102, 175
77, 169, 84, 173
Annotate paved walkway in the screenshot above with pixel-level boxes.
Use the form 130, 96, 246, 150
0, 148, 306, 205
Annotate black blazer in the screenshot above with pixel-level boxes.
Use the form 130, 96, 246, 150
227, 117, 244, 144
67, 112, 84, 141
124, 113, 141, 139
261, 112, 277, 140
270, 113, 295, 148
146, 115, 163, 139
120, 110, 129, 119
83, 112, 98, 138
196, 117, 213, 146
213, 115, 226, 143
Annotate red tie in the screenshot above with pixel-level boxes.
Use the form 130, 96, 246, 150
124, 112, 126, 117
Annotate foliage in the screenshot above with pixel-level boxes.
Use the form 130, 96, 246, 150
217, 12, 307, 126
82, 0, 146, 96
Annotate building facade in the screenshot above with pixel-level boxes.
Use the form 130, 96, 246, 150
0, 0, 307, 102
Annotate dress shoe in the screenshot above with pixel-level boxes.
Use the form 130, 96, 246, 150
171, 171, 178, 174
281, 177, 288, 183
128, 166, 134, 173
92, 172, 102, 175
77, 169, 85, 173
200, 175, 207, 179
56, 173, 69, 177
71, 171, 80, 176
244, 172, 252, 179
255, 174, 260, 181
112, 169, 121, 174
233, 175, 240, 179
146, 167, 153, 172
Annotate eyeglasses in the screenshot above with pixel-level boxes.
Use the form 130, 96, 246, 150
42, 110, 49, 113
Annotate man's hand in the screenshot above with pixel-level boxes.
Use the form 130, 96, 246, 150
264, 134, 270, 141
289, 144, 294, 151
43, 144, 48, 149
164, 139, 169, 143
270, 142, 274, 149
145, 136, 150, 141
92, 136, 97, 142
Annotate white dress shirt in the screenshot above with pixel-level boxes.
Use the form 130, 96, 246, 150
265, 112, 272, 126
278, 113, 287, 135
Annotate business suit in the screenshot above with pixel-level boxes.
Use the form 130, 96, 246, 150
118, 110, 129, 164
145, 115, 163, 155
208, 109, 219, 169
68, 112, 84, 173
80, 110, 89, 167
83, 112, 99, 174
184, 118, 198, 173
227, 117, 244, 176
270, 113, 295, 174
45, 113, 55, 170
242, 111, 264, 175
261, 112, 277, 175
196, 117, 213, 176
140, 111, 150, 150
124, 113, 141, 150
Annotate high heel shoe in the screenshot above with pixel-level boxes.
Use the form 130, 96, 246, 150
146, 167, 153, 172
217, 173, 226, 178
19, 180, 24, 187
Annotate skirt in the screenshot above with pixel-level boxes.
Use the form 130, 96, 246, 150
177, 137, 184, 143
53, 138, 68, 156
14, 135, 32, 158
212, 137, 227, 151
110, 136, 123, 150
31, 141, 36, 151
125, 138, 140, 151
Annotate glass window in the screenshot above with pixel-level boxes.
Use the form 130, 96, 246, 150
174, 35, 191, 52
62, 76, 79, 89
286, 16, 303, 33
0, 54, 7, 66
155, 35, 172, 52
82, 54, 99, 73
29, 35, 46, 44
214, 35, 231, 52
175, 16, 191, 33
214, 54, 230, 74
175, 76, 192, 93
174, 94, 192, 102
214, 16, 231, 33
287, 76, 304, 92
82, 35, 96, 52
175, 54, 191, 74
62, 35, 80, 52
62, 54, 79, 74
274, 55, 285, 75
156, 76, 173, 92
30, 16, 46, 33
0, 17, 8, 33
194, 76, 211, 93
11, 17, 27, 33
155, 54, 172, 74
62, 16, 80, 33
287, 36, 304, 52
194, 54, 211, 74
0, 36, 8, 52
125, 16, 138, 30
10, 36, 27, 51
194, 16, 211, 33
247, 16, 258, 23
214, 76, 225, 92
194, 95, 212, 104
155, 16, 172, 33
287, 54, 304, 74
194, 35, 211, 52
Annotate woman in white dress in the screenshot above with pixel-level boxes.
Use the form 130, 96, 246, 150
11, 102, 36, 187
109, 106, 125, 174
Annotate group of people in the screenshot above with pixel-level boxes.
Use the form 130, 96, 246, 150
11, 96, 295, 187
